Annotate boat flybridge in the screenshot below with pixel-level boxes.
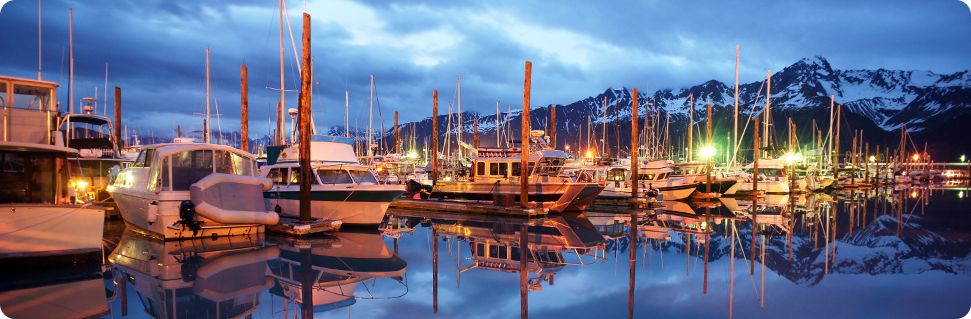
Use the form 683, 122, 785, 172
61, 104, 129, 205
431, 130, 604, 213
0, 75, 105, 265
108, 141, 279, 239
261, 136, 406, 226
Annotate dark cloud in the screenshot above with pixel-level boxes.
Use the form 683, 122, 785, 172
0, 0, 967, 138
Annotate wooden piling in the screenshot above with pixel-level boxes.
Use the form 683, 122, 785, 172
550, 105, 557, 148
241, 64, 249, 152
473, 117, 479, 148
521, 61, 532, 208
393, 111, 399, 154
432, 90, 439, 183
631, 88, 639, 198
113, 87, 121, 146
297, 12, 312, 222
177, 125, 181, 138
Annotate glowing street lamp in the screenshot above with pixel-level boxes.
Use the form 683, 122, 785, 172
699, 145, 717, 160
869, 155, 876, 163
912, 153, 920, 162
699, 145, 716, 194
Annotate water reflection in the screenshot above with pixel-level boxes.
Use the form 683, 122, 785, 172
2, 186, 968, 318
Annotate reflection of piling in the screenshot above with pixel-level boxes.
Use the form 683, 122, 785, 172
433, 229, 439, 314
241, 64, 249, 152
300, 247, 314, 319
520, 223, 529, 319
631, 88, 639, 198
520, 61, 532, 208
628, 211, 637, 318
120, 272, 128, 316
114, 87, 122, 146
297, 12, 312, 222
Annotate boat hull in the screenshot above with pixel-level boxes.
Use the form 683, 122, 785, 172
112, 190, 264, 240
264, 187, 405, 226
430, 181, 604, 213
0, 204, 105, 261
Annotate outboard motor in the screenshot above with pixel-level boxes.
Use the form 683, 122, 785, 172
175, 200, 204, 235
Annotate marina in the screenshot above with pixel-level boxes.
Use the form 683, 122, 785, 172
0, 0, 970, 318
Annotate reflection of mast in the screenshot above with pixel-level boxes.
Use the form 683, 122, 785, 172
628, 211, 638, 319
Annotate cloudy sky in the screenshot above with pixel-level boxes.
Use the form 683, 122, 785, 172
1, 0, 969, 138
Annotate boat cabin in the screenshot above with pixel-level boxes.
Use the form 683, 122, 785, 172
112, 143, 258, 192
471, 149, 569, 181
0, 142, 75, 204
0, 76, 58, 145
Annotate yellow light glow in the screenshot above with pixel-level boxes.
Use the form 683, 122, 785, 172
912, 153, 919, 162
407, 150, 418, 158
565, 144, 571, 151
869, 155, 876, 163
784, 152, 804, 164
699, 145, 716, 159
585, 149, 595, 159
74, 180, 89, 189
910, 190, 918, 199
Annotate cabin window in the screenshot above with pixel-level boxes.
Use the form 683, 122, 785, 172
475, 243, 485, 257
510, 246, 522, 260
169, 150, 214, 190
498, 246, 508, 259
348, 170, 378, 185
511, 162, 521, 177
0, 83, 6, 108
214, 151, 253, 176
476, 162, 485, 176
607, 168, 626, 181
318, 169, 353, 184
637, 173, 657, 181
289, 168, 302, 184
11, 84, 51, 110
0, 151, 56, 203
489, 163, 498, 176
488, 244, 500, 258
267, 168, 285, 185
498, 163, 508, 177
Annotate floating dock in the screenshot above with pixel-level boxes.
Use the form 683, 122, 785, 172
389, 199, 547, 217
267, 217, 342, 236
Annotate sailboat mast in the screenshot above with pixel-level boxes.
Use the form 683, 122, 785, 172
103, 64, 109, 115
602, 96, 607, 157
457, 75, 463, 159
345, 85, 349, 137
764, 69, 772, 151
38, 0, 42, 80
733, 45, 740, 166
204, 47, 211, 144
368, 74, 374, 158
277, 0, 285, 145
688, 93, 694, 162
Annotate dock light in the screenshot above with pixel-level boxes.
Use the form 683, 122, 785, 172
960, 191, 965, 199
911, 190, 919, 199
869, 155, 876, 163
961, 155, 966, 162
784, 152, 804, 164
699, 145, 717, 159
407, 150, 418, 159
565, 145, 571, 151
912, 153, 920, 162
585, 149, 595, 159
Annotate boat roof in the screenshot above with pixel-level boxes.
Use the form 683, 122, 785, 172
0, 75, 59, 88
0, 141, 77, 154
64, 113, 110, 125
472, 149, 569, 161
138, 142, 256, 159
744, 158, 786, 169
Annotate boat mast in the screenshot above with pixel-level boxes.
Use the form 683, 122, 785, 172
277, 0, 285, 145
103, 64, 108, 115
38, 0, 42, 80
602, 96, 607, 157
204, 47, 211, 144
763, 69, 772, 156
733, 45, 740, 167
368, 74, 374, 158
496, 100, 500, 147
457, 75, 462, 159
68, 8, 74, 147
345, 84, 350, 137
688, 93, 694, 162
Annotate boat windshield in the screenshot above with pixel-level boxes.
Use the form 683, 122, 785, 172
162, 149, 255, 191
318, 168, 353, 184
348, 170, 378, 185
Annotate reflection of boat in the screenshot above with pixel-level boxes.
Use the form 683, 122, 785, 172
107, 229, 278, 319
0, 75, 105, 264
109, 142, 279, 239
262, 138, 405, 226
267, 231, 408, 313
431, 130, 604, 213
428, 213, 604, 290
0, 272, 109, 319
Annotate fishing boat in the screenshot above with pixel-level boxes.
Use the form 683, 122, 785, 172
430, 130, 604, 213
0, 75, 105, 265
723, 158, 791, 195
61, 105, 129, 206
601, 160, 701, 200
107, 229, 278, 319
108, 141, 279, 239
261, 136, 405, 226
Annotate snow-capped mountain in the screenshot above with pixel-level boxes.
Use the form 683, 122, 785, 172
356, 56, 969, 158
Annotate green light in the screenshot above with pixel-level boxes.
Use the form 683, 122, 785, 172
784, 152, 804, 164
961, 155, 966, 162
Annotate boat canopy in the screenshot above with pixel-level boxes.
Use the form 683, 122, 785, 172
743, 158, 786, 169
144, 143, 256, 160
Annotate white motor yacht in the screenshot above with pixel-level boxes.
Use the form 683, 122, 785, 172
723, 158, 792, 195
261, 136, 406, 226
108, 142, 279, 239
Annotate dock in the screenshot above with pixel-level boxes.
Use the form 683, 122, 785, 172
267, 217, 342, 236
389, 199, 547, 217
